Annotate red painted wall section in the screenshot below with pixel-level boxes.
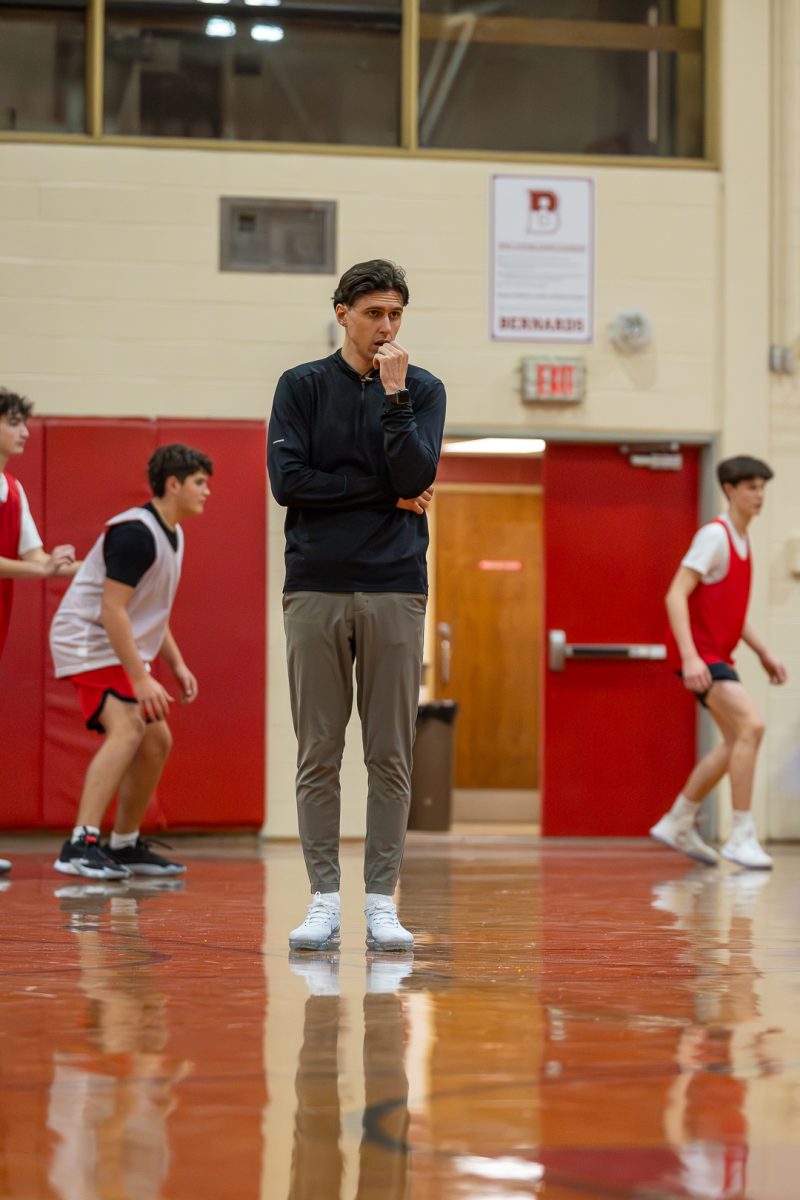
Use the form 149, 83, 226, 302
436, 455, 542, 486
0, 418, 266, 832
0, 418, 46, 827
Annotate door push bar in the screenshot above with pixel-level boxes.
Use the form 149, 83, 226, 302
548, 629, 667, 673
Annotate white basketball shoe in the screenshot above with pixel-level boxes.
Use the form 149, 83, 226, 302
288, 893, 341, 951
365, 896, 414, 952
720, 815, 773, 870
649, 810, 719, 866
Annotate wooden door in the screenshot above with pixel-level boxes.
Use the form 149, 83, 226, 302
435, 487, 542, 789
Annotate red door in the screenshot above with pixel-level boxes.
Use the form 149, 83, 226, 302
542, 443, 700, 836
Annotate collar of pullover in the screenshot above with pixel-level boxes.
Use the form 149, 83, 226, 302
333, 348, 380, 384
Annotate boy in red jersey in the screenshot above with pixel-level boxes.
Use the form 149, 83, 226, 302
0, 388, 77, 656
1, 387, 78, 876
650, 456, 786, 870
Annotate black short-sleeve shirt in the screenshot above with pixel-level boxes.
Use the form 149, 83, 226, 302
103, 503, 178, 588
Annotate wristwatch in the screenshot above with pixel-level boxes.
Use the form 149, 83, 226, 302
385, 389, 411, 405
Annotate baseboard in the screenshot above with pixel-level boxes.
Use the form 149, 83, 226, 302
452, 789, 540, 823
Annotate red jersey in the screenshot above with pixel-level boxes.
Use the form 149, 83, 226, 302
0, 471, 23, 657
669, 519, 751, 667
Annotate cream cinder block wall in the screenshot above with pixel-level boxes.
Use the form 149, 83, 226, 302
0, 144, 719, 434
0, 140, 723, 839
711, 0, 772, 838
765, 0, 800, 839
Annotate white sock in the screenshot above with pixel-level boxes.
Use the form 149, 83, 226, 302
669, 794, 698, 822
315, 891, 340, 909
731, 810, 753, 831
365, 892, 394, 909
73, 825, 100, 843
110, 831, 139, 850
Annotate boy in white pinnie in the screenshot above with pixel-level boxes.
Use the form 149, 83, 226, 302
49, 444, 212, 881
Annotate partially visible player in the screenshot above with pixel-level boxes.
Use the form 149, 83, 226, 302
49, 444, 212, 880
650, 456, 785, 869
1, 386, 79, 876
1, 387, 78, 652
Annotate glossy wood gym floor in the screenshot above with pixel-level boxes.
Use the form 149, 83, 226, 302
2, 834, 799, 1199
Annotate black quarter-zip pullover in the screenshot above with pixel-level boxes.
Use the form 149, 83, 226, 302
268, 349, 446, 593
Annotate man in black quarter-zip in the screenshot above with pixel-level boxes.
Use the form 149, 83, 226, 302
268, 259, 446, 954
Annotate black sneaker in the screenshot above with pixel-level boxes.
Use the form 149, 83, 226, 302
54, 833, 131, 880
104, 837, 186, 877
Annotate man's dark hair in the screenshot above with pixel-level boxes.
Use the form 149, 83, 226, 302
148, 444, 213, 497
332, 259, 409, 309
0, 387, 33, 422
717, 456, 774, 490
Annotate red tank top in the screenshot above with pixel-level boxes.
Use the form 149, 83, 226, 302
684, 519, 751, 666
0, 472, 23, 657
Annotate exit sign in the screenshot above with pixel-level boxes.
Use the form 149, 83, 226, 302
522, 357, 586, 404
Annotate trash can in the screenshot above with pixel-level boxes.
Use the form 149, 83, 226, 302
408, 701, 459, 832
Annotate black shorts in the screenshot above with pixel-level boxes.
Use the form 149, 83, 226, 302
678, 661, 739, 708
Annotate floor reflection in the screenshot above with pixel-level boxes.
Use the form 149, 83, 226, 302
287, 952, 411, 1200
2, 839, 800, 1199
652, 870, 773, 1199
529, 863, 780, 1199
1, 852, 267, 1200
47, 881, 191, 1200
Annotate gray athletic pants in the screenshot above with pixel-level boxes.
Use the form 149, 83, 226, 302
283, 591, 427, 896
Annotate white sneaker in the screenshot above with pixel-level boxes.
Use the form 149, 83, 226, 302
365, 897, 414, 952
0, 859, 11, 875
649, 811, 719, 865
720, 818, 773, 870
288, 893, 341, 951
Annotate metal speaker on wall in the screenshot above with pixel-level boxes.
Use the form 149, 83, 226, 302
608, 309, 653, 354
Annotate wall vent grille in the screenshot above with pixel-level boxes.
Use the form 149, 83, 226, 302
219, 197, 336, 274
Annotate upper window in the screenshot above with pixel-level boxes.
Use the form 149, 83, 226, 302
103, 0, 402, 145
418, 0, 705, 158
0, 0, 87, 133
0, 0, 707, 158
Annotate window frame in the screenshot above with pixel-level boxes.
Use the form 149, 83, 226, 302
0, 0, 718, 168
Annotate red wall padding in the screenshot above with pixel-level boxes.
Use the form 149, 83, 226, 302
154, 420, 266, 828
1, 418, 266, 831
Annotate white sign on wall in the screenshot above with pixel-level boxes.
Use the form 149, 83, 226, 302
490, 175, 595, 343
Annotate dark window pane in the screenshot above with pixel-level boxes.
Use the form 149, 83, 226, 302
419, 0, 704, 158
421, 0, 701, 21
0, 1, 86, 133
104, 0, 402, 145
